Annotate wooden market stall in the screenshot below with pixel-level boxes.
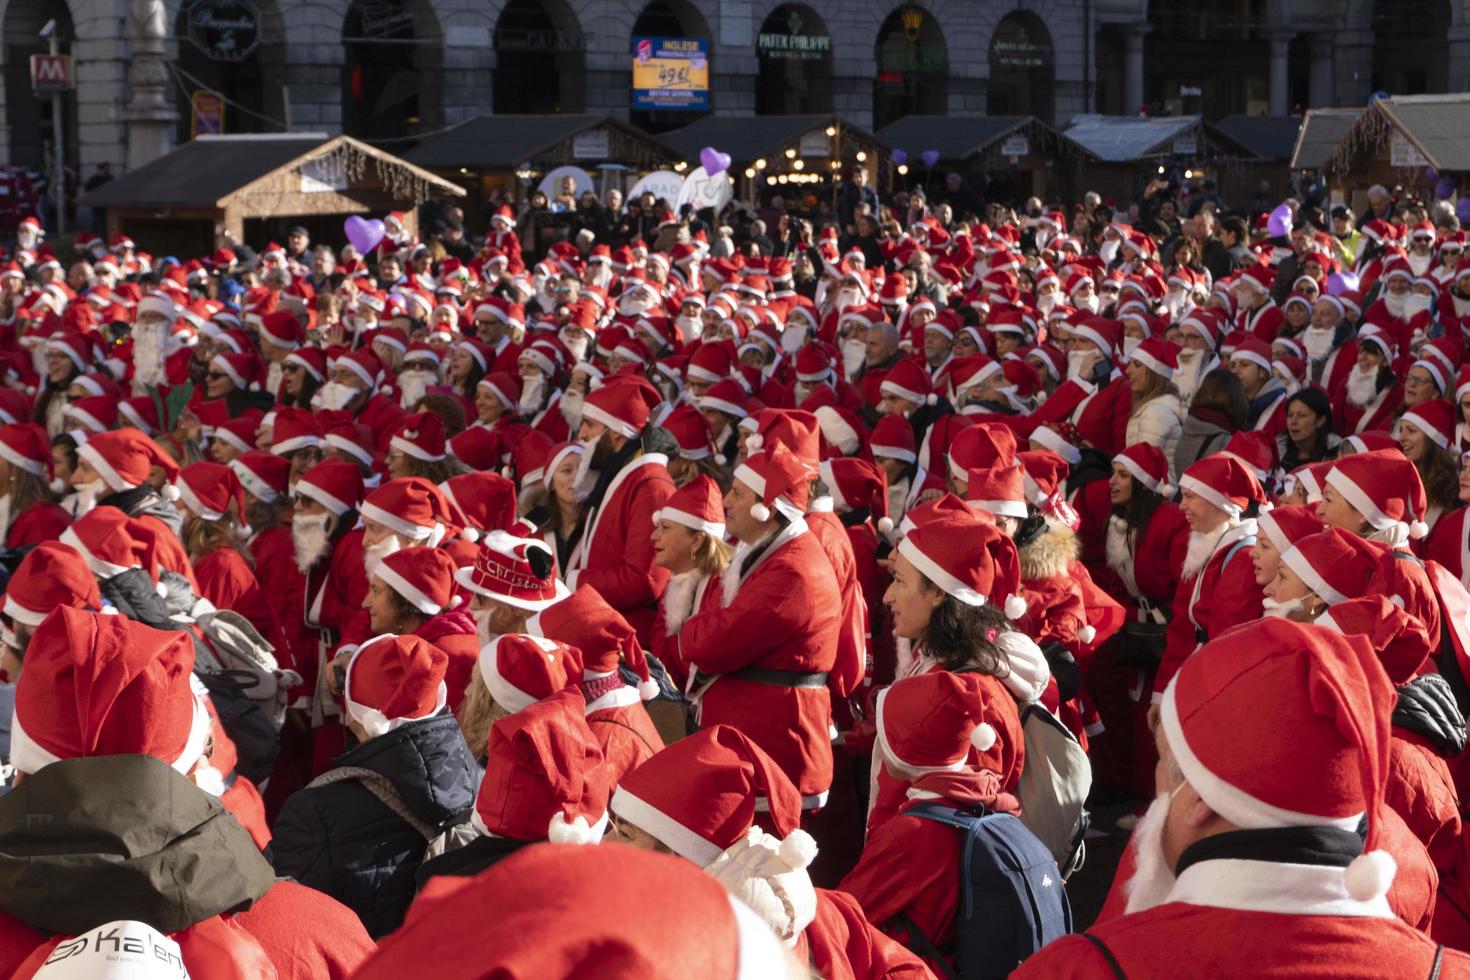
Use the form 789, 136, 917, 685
1213, 115, 1307, 203
660, 114, 890, 211
403, 114, 681, 226
874, 115, 1096, 209
1060, 114, 1260, 211
79, 134, 464, 259
1318, 94, 1470, 212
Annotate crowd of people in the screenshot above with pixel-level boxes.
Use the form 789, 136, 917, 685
1, 170, 1470, 977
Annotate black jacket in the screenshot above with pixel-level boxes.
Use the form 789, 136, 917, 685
415, 835, 530, 889
270, 714, 479, 937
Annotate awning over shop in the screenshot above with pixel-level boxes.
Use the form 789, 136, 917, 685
1325, 94, 1470, 173
1062, 114, 1257, 162
402, 114, 679, 173
875, 115, 1094, 166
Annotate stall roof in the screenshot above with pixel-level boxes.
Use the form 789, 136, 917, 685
1289, 109, 1361, 170
1214, 115, 1304, 161
874, 115, 1094, 162
1328, 93, 1470, 173
81, 134, 332, 208
1062, 114, 1257, 162
403, 114, 676, 171
661, 115, 886, 165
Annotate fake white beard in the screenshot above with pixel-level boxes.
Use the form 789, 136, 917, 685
291, 513, 331, 572
1124, 792, 1178, 914
1406, 293, 1434, 317
841, 338, 867, 379
1261, 595, 1305, 619
132, 317, 169, 390
1122, 335, 1143, 358
559, 387, 585, 426
362, 534, 402, 579
1099, 239, 1121, 265
1037, 292, 1059, 316
397, 368, 436, 410
887, 478, 910, 527
1164, 289, 1194, 321
1074, 293, 1099, 314
16, 230, 38, 252
536, 289, 558, 311
573, 437, 600, 502
1181, 528, 1224, 580
1066, 349, 1096, 380
1302, 327, 1335, 361
1345, 365, 1380, 408
588, 266, 613, 290
562, 332, 590, 362
1174, 349, 1203, 403
618, 293, 657, 318
71, 478, 106, 518
0, 492, 12, 541
833, 288, 862, 313
1105, 513, 1134, 574
316, 381, 357, 411
265, 360, 284, 396
1384, 290, 1408, 320
814, 280, 831, 310
1408, 252, 1433, 277
675, 314, 702, 342
661, 569, 702, 637
780, 323, 807, 355
519, 373, 547, 414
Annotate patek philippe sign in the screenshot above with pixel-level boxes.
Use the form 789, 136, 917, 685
185, 0, 260, 62
757, 8, 832, 60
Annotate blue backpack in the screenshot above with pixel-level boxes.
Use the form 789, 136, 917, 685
902, 801, 1072, 979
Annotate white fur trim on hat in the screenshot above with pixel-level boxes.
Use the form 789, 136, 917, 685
609, 784, 724, 867
343, 633, 449, 738
651, 505, 726, 539
1178, 473, 1244, 520
361, 500, 437, 542
374, 563, 445, 616
580, 401, 640, 440
896, 533, 988, 608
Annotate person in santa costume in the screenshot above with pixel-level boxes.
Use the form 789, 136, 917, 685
271, 632, 478, 937
677, 441, 841, 809
610, 724, 930, 980
526, 583, 666, 783
0, 423, 68, 548
366, 546, 479, 710
0, 606, 373, 977
1149, 453, 1266, 716
839, 670, 1023, 968
650, 474, 733, 688
1332, 329, 1402, 437
418, 685, 608, 883
1015, 617, 1470, 979
353, 843, 806, 979
316, 346, 407, 451
1396, 398, 1460, 546
565, 375, 676, 641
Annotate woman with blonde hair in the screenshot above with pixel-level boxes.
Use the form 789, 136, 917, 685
648, 476, 733, 689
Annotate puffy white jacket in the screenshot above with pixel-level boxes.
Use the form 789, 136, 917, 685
1125, 392, 1184, 477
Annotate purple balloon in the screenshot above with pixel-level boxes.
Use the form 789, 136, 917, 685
892, 148, 908, 166
699, 146, 731, 176
1436, 176, 1457, 200
344, 215, 385, 254
1458, 198, 1470, 224
1427, 167, 1439, 182
1326, 271, 1358, 296
921, 149, 940, 168
1266, 203, 1292, 238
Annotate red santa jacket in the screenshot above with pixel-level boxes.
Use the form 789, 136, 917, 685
1240, 299, 1286, 341
584, 686, 666, 787
1088, 502, 1190, 619
679, 521, 840, 801
1426, 506, 1470, 589
808, 505, 868, 715
846, 517, 895, 686
1017, 851, 1465, 979
1153, 520, 1263, 703
1331, 377, 1403, 436
1387, 730, 1462, 876
1071, 374, 1132, 456
1310, 338, 1358, 395
3, 501, 68, 549
194, 546, 290, 660
249, 524, 312, 696
650, 568, 720, 690
800, 887, 933, 980
414, 605, 480, 711
356, 392, 408, 452
565, 453, 675, 643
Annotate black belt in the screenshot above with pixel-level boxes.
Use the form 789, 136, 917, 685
731, 666, 829, 688
1195, 627, 1208, 644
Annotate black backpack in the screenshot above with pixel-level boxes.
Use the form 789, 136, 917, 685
898, 801, 1073, 979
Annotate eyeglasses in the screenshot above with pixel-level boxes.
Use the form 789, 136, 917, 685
205, 372, 227, 382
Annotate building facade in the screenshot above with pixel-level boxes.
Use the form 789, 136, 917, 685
2, 0, 1468, 179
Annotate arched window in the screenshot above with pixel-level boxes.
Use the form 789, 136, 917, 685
1372, 0, 1451, 95
173, 0, 287, 141
4, 0, 77, 170
987, 11, 1054, 122
756, 4, 833, 115
342, 0, 443, 141
629, 0, 712, 134
873, 4, 948, 131
494, 0, 586, 113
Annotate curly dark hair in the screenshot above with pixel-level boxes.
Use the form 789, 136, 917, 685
921, 595, 1013, 678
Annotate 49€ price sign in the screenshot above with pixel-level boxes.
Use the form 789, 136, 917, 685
632, 37, 709, 111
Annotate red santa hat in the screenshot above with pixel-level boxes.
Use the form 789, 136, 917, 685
210, 415, 261, 456
227, 450, 291, 505
611, 724, 815, 871
361, 477, 462, 546
455, 530, 570, 609
174, 461, 246, 522
1029, 423, 1081, 466
661, 404, 720, 462
1113, 443, 1173, 497
1160, 617, 1397, 902
1399, 398, 1455, 452
449, 425, 504, 473
651, 473, 726, 538
11, 607, 209, 777
478, 633, 581, 714
77, 428, 181, 496
1178, 454, 1265, 519
1220, 430, 1278, 485
1325, 449, 1429, 542
1256, 503, 1325, 555
389, 412, 449, 463
344, 633, 448, 738
259, 310, 303, 350
964, 464, 1028, 520
733, 442, 813, 523
351, 846, 789, 979
476, 371, 523, 412
376, 547, 463, 616
0, 423, 52, 476
877, 671, 999, 776
1228, 335, 1273, 375
527, 584, 658, 700
581, 376, 662, 439
878, 358, 936, 407
687, 342, 737, 385
295, 459, 364, 516
442, 472, 518, 541
1069, 316, 1120, 358
948, 422, 1019, 481
869, 414, 917, 464
1278, 527, 1382, 607
269, 406, 324, 455
897, 511, 1026, 618
820, 457, 892, 534
1317, 595, 1434, 685
473, 687, 609, 844
336, 347, 385, 390
1178, 310, 1221, 348
3, 541, 102, 627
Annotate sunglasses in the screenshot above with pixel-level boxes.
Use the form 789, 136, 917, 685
205, 372, 228, 382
